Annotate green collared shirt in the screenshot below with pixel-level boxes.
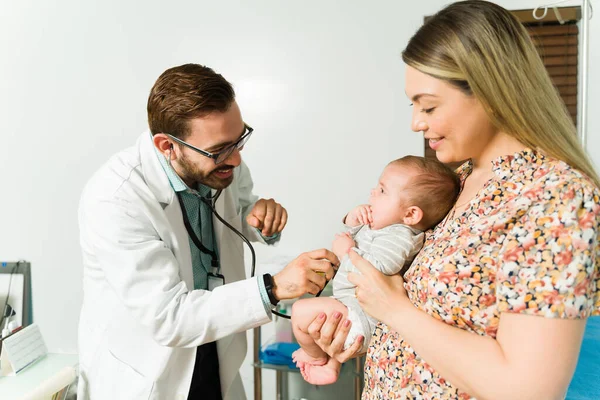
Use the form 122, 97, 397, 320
154, 142, 276, 315
156, 147, 218, 290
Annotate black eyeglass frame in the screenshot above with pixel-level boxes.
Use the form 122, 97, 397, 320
166, 124, 253, 164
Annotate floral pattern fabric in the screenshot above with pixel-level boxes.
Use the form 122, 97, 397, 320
362, 149, 600, 399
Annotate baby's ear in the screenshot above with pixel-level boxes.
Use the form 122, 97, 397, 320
403, 206, 424, 227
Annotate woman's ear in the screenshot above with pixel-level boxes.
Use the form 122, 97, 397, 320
403, 205, 424, 227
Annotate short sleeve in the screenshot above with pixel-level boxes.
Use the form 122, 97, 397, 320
496, 180, 600, 318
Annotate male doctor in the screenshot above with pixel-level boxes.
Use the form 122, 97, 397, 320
77, 63, 338, 400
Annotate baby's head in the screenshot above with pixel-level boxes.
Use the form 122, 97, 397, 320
369, 156, 460, 231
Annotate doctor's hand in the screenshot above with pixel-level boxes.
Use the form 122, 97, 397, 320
272, 249, 339, 300
247, 198, 288, 237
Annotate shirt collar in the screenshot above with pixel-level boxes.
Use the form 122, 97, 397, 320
458, 147, 544, 180
491, 147, 544, 175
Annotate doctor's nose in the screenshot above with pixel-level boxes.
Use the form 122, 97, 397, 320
223, 147, 242, 168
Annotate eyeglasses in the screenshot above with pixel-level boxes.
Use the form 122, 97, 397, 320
166, 124, 253, 165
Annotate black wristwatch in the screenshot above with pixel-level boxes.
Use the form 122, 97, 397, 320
262, 273, 279, 306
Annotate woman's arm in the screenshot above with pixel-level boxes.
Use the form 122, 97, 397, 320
348, 251, 586, 400
395, 301, 584, 399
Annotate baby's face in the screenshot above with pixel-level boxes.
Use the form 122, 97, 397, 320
368, 164, 415, 230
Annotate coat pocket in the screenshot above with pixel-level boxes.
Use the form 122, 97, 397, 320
92, 347, 154, 400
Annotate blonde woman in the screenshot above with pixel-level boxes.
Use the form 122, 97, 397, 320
306, 1, 600, 399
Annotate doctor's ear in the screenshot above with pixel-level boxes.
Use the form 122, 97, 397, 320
152, 134, 175, 159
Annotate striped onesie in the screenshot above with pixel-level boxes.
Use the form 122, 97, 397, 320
332, 223, 424, 351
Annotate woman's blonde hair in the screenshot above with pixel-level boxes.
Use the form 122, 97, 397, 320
402, 0, 600, 187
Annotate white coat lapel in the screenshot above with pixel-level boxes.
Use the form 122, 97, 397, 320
164, 200, 195, 290
139, 132, 194, 290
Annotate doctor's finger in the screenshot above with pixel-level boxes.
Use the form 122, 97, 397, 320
262, 202, 276, 235
306, 259, 336, 281
249, 204, 266, 228
306, 269, 327, 289
277, 208, 288, 232
306, 249, 339, 267
305, 281, 322, 296
268, 205, 282, 235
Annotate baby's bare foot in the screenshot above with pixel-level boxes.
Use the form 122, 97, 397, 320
300, 357, 342, 385
292, 349, 327, 366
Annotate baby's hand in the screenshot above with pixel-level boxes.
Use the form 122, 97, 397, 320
345, 204, 373, 227
332, 233, 356, 260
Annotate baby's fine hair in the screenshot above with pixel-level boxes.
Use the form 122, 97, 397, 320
390, 156, 461, 230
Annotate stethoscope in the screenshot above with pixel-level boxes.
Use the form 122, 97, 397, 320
167, 149, 295, 319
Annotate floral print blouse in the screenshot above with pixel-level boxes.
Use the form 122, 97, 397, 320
362, 149, 600, 399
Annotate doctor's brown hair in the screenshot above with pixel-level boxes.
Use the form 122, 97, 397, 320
147, 63, 235, 140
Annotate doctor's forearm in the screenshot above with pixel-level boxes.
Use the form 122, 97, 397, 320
152, 277, 270, 347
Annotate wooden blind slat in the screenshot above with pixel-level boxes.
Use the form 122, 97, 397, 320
546, 65, 578, 76
552, 75, 577, 86
543, 55, 578, 66
562, 95, 578, 106
528, 25, 579, 36
537, 45, 577, 56
533, 35, 578, 47
556, 85, 578, 96
567, 104, 577, 115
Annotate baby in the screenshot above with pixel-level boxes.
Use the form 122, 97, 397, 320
291, 155, 461, 385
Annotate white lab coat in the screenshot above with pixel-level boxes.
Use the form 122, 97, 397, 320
77, 132, 273, 399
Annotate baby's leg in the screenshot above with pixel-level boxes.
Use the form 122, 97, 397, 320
291, 297, 348, 384
291, 297, 348, 362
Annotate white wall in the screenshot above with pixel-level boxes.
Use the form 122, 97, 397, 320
1, 1, 597, 399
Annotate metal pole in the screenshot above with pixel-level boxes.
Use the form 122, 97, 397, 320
578, 0, 590, 150
253, 327, 262, 400
276, 370, 283, 400
354, 356, 362, 400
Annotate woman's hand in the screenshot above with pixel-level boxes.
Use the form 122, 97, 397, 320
306, 311, 364, 363
347, 250, 411, 323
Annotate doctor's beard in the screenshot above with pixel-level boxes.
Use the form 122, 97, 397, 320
178, 151, 235, 190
